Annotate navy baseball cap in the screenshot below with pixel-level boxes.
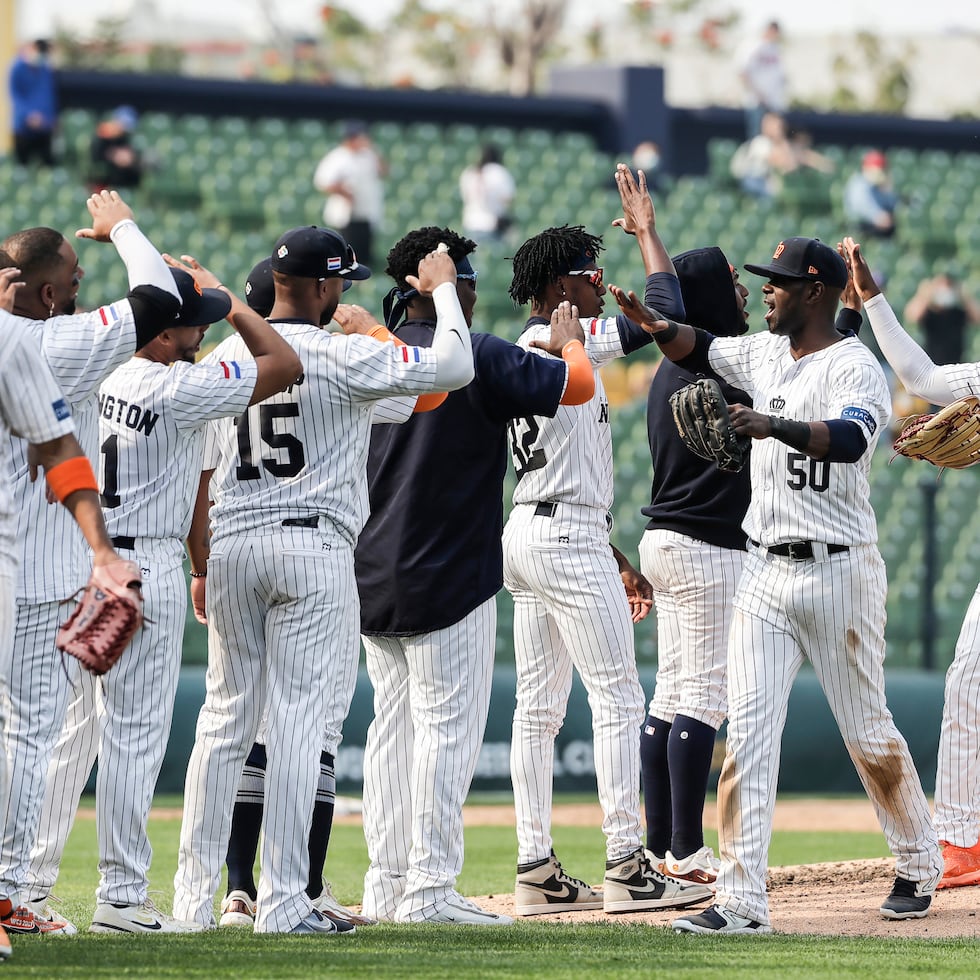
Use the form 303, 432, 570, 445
246, 255, 352, 317
271, 226, 371, 281
170, 268, 231, 326
744, 237, 847, 290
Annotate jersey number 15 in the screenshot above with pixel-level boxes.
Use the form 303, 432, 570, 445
235, 404, 306, 480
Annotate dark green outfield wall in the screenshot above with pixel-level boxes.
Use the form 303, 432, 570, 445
150, 667, 946, 797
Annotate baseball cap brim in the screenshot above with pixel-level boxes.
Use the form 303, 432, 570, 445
170, 268, 232, 326
339, 260, 371, 281
742, 261, 808, 280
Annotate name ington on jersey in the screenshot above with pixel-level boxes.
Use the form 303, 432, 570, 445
98, 393, 160, 436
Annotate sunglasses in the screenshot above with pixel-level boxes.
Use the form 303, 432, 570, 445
565, 267, 604, 288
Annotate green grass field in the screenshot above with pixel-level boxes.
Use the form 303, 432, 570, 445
7, 800, 977, 978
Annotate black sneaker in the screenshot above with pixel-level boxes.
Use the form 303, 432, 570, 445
880, 877, 932, 920
673, 903, 772, 935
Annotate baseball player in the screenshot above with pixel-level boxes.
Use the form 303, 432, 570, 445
0, 191, 183, 936
172, 226, 474, 935
638, 242, 751, 887
843, 236, 980, 890
215, 256, 376, 931
354, 226, 595, 925
0, 268, 133, 958
21, 261, 301, 933
503, 195, 712, 914
655, 236, 942, 934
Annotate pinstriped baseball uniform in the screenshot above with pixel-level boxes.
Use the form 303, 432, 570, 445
0, 319, 76, 856
704, 329, 942, 926
25, 353, 258, 909
863, 292, 980, 855
0, 302, 137, 908
173, 323, 445, 933
504, 312, 648, 866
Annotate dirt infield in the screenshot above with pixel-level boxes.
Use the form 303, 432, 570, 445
462, 800, 980, 939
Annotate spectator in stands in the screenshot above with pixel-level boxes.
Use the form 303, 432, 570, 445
631, 141, 666, 195
904, 271, 980, 367
737, 21, 787, 138
843, 150, 898, 239
459, 143, 516, 243
729, 111, 796, 199
313, 120, 387, 265
88, 106, 144, 192
787, 127, 835, 175
8, 39, 58, 167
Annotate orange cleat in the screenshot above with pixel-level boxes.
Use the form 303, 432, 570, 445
937, 839, 980, 889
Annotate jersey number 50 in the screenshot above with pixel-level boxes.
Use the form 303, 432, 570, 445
235, 404, 306, 480
786, 451, 830, 493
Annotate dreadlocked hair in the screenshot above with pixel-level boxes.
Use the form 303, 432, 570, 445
385, 226, 477, 292
508, 225, 605, 306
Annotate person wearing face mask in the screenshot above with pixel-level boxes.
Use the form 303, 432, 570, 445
904, 271, 980, 368
8, 39, 58, 167
843, 151, 899, 239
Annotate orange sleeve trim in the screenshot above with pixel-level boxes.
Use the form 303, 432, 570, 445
367, 325, 398, 343
414, 392, 448, 413
559, 340, 595, 405
46, 455, 98, 502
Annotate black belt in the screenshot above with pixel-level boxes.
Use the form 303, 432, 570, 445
533, 502, 557, 518
111, 536, 136, 551
753, 540, 849, 561
282, 516, 319, 529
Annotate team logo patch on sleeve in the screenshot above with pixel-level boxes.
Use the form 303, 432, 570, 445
400, 346, 422, 363
97, 304, 121, 325
842, 406, 877, 435
52, 398, 70, 421
219, 361, 242, 379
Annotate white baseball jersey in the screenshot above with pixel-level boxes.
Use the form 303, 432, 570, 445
0, 314, 75, 573
205, 324, 438, 544
707, 332, 888, 546
11, 301, 137, 601
510, 316, 627, 511
97, 356, 258, 539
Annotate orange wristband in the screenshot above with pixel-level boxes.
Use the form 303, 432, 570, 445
45, 455, 98, 502
415, 392, 448, 413
559, 340, 595, 405
367, 325, 397, 343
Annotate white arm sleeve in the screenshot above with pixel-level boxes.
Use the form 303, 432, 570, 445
109, 219, 180, 301
429, 281, 475, 390
864, 293, 956, 404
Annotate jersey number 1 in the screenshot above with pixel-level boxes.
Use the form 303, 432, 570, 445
235, 404, 306, 480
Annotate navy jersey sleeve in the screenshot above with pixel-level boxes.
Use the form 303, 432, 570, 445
473, 333, 566, 422
620, 272, 686, 354
835, 307, 862, 337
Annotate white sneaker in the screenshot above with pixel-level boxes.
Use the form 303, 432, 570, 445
89, 899, 205, 934
664, 846, 720, 886
312, 882, 376, 926
288, 908, 354, 935
25, 897, 77, 935
397, 892, 514, 926
673, 903, 772, 935
604, 848, 713, 913
219, 890, 256, 928
515, 851, 603, 915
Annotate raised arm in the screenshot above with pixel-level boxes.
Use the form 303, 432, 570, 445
612, 164, 675, 276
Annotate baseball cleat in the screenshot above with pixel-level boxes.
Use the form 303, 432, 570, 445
288, 908, 355, 935
879, 877, 932, 919
672, 903, 772, 935
219, 889, 256, 927
514, 850, 603, 915
1, 899, 75, 935
664, 846, 720, 886
89, 899, 206, 933
603, 848, 713, 913
396, 891, 514, 926
25, 897, 77, 935
312, 882, 376, 926
937, 840, 980, 889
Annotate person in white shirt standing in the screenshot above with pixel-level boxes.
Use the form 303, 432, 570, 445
459, 144, 516, 244
22, 259, 300, 934
737, 20, 787, 138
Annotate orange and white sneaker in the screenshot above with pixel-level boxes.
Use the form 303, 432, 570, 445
664, 846, 720, 887
937, 839, 980, 889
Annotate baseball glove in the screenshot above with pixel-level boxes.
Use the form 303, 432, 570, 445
892, 396, 980, 469
56, 559, 144, 675
669, 377, 750, 473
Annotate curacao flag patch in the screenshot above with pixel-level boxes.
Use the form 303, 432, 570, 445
400, 346, 421, 363
98, 304, 122, 325
842, 405, 877, 435
219, 361, 242, 379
